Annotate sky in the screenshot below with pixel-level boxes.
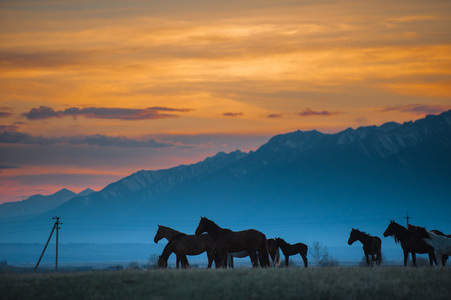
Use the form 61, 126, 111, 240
1, 0, 451, 204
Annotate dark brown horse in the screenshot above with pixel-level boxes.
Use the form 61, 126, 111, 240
157, 233, 215, 269
408, 224, 450, 266
153, 225, 187, 268
275, 238, 308, 268
348, 228, 382, 267
195, 217, 270, 268
383, 220, 436, 267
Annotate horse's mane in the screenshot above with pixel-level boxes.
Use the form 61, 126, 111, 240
431, 229, 445, 236
388, 221, 409, 244
201, 217, 233, 234
353, 228, 370, 236
414, 226, 431, 239
276, 237, 288, 245
159, 225, 185, 235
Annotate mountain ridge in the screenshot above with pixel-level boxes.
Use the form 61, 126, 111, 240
0, 188, 76, 218
1, 111, 450, 245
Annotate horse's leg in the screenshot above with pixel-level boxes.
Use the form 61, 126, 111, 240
377, 250, 382, 266
285, 255, 289, 267
206, 250, 213, 269
176, 255, 180, 269
181, 256, 190, 269
248, 250, 259, 268
216, 250, 227, 269
403, 250, 408, 266
442, 255, 448, 267
300, 253, 308, 268
228, 255, 234, 269
270, 252, 276, 266
411, 252, 417, 267
436, 252, 443, 267
366, 254, 370, 267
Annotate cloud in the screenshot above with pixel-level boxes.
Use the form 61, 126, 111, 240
22, 106, 193, 120
267, 113, 283, 118
0, 130, 192, 148
0, 124, 21, 132
380, 104, 450, 115
0, 164, 18, 170
297, 108, 339, 117
0, 112, 13, 118
66, 135, 186, 148
23, 106, 59, 120
223, 112, 243, 117
0, 107, 13, 118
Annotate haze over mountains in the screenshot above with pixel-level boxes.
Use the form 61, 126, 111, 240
1, 111, 451, 258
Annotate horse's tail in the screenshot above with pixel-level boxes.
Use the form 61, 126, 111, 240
258, 234, 271, 268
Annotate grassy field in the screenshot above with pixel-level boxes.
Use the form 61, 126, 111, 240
1, 267, 451, 300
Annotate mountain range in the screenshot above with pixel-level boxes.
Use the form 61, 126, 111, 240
0, 188, 94, 218
1, 110, 451, 249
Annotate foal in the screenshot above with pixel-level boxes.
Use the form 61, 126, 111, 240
275, 238, 308, 268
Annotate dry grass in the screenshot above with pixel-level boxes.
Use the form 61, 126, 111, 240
1, 267, 451, 300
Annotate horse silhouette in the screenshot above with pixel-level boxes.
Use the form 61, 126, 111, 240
195, 217, 270, 268
348, 228, 382, 266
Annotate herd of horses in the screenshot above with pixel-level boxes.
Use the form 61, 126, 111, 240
154, 217, 451, 269
154, 217, 307, 269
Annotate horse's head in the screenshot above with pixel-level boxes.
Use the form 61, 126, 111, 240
411, 226, 430, 244
347, 228, 358, 245
274, 237, 285, 247
154, 225, 163, 243
383, 220, 396, 237
157, 256, 168, 269
195, 217, 208, 236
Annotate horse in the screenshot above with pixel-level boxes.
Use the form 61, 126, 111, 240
157, 233, 216, 269
383, 220, 436, 267
153, 225, 187, 268
195, 217, 270, 268
411, 226, 451, 267
408, 224, 450, 266
347, 228, 382, 267
275, 238, 308, 268
227, 239, 280, 268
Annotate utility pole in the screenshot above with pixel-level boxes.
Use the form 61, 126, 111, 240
34, 216, 62, 272
54, 216, 62, 271
404, 211, 411, 228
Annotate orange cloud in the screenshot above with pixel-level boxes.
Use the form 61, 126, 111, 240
223, 112, 243, 117
297, 108, 340, 117
22, 106, 193, 120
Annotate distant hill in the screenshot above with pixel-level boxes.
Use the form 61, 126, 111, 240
0, 189, 77, 218
77, 188, 95, 197
1, 110, 451, 247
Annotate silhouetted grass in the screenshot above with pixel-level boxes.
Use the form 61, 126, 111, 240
1, 267, 451, 299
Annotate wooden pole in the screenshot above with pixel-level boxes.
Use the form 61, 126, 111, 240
34, 222, 56, 272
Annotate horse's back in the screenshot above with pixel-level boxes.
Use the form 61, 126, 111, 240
220, 229, 266, 252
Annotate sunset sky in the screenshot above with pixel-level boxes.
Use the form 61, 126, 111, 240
1, 0, 451, 204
